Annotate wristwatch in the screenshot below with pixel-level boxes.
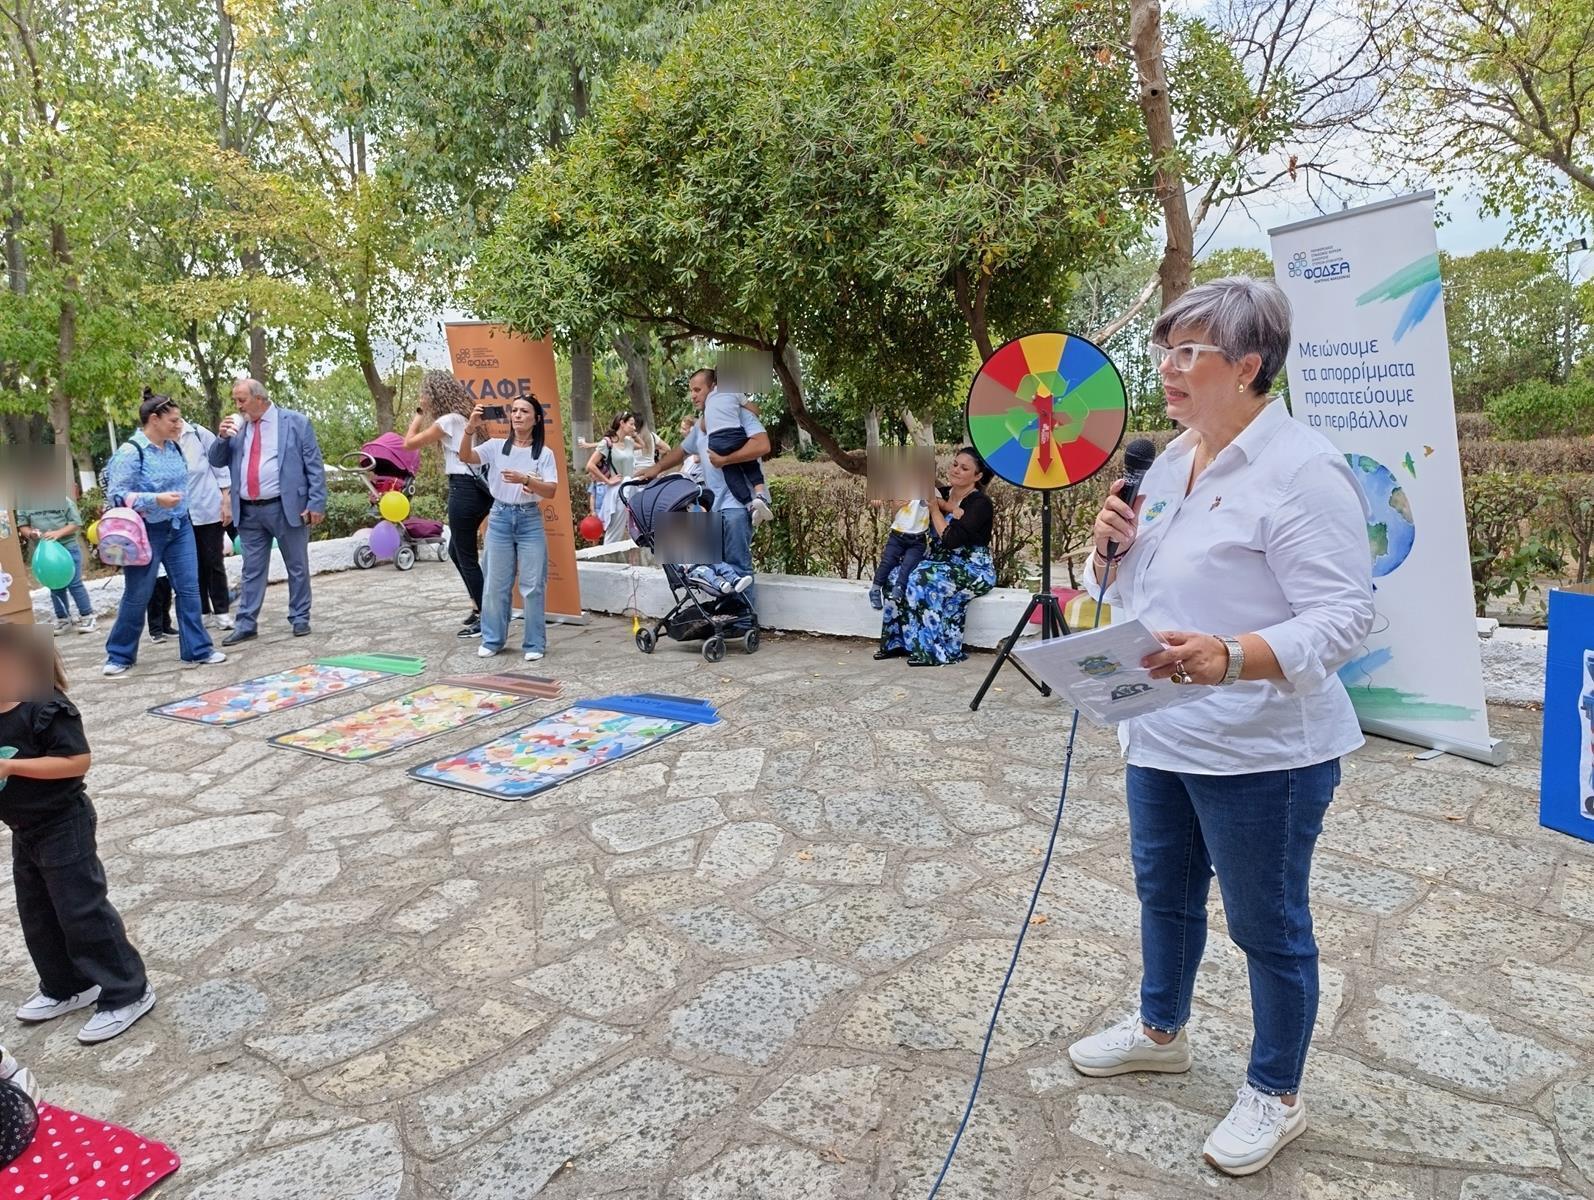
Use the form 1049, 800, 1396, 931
1216, 635, 1244, 686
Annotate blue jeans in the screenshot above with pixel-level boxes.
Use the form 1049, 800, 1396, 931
481, 502, 547, 653
1127, 758, 1340, 1096
104, 516, 215, 667
718, 506, 755, 610
48, 540, 93, 619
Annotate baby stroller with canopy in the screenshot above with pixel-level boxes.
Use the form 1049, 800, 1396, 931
620, 475, 760, 662
329, 433, 447, 571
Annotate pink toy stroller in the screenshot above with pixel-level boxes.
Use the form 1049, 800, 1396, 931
332, 433, 447, 571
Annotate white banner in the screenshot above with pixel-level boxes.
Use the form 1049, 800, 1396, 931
1270, 192, 1503, 764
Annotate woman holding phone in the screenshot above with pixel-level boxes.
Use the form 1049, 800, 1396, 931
458, 395, 558, 662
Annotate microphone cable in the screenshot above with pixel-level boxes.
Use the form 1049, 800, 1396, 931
925, 568, 1110, 1198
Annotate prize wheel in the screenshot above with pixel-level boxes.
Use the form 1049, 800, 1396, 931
965, 332, 1128, 490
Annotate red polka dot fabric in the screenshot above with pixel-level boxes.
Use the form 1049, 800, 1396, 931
2, 1104, 179, 1200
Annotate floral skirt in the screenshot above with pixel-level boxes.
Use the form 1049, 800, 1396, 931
879, 546, 996, 664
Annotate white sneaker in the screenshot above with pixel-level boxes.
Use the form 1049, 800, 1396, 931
1067, 1012, 1192, 1077
101, 662, 129, 677
731, 575, 754, 594
524, 650, 544, 662
75, 615, 97, 634
1202, 1084, 1305, 1175
749, 496, 773, 526
184, 651, 227, 668
477, 645, 500, 658
51, 617, 70, 636
217, 613, 235, 631
76, 988, 156, 1044
0, 1049, 39, 1104
16, 987, 99, 1023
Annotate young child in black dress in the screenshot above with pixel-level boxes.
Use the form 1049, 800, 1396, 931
0, 626, 154, 1044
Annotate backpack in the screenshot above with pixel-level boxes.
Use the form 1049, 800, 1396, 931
95, 442, 152, 567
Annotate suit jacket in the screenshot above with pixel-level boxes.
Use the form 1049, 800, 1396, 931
209, 406, 328, 528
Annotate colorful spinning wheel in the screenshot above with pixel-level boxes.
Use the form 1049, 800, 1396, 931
965, 332, 1127, 491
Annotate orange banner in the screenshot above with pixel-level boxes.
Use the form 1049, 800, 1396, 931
444, 324, 582, 620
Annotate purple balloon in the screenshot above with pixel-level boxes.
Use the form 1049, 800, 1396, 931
369, 520, 402, 559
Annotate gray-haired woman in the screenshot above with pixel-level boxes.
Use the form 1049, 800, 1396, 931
1067, 277, 1375, 1176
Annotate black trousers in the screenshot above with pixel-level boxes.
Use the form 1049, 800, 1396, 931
707, 428, 766, 505
447, 474, 494, 612
874, 530, 928, 595
12, 803, 147, 1010
146, 520, 228, 632
193, 520, 229, 615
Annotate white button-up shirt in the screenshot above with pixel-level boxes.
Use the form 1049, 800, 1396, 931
240, 403, 281, 501
176, 423, 230, 526
1103, 400, 1375, 775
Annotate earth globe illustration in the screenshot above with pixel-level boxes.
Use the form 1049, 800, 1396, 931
1346, 453, 1415, 576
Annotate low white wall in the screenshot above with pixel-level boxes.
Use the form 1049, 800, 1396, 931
575, 561, 1038, 649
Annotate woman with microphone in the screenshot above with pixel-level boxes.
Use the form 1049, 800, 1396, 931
1067, 277, 1374, 1177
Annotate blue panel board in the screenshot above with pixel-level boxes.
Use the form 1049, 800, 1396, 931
1539, 590, 1594, 840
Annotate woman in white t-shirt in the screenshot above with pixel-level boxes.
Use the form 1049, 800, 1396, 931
402, 371, 491, 638
458, 395, 558, 661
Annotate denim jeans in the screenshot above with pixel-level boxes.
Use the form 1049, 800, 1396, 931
1126, 758, 1340, 1095
718, 506, 755, 610
104, 516, 215, 667
481, 502, 547, 654
48, 539, 94, 619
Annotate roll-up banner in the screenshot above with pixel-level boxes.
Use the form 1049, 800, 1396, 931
1270, 191, 1504, 765
444, 323, 583, 621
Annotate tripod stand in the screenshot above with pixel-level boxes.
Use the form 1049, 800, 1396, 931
970, 490, 1070, 711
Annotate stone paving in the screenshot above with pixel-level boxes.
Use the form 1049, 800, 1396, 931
6, 563, 1590, 1199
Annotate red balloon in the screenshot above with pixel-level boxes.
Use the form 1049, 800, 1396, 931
578, 515, 605, 542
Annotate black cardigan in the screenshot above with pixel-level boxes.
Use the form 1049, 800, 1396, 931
936, 485, 994, 552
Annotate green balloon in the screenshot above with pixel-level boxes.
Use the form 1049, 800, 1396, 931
31, 539, 74, 590
231, 536, 241, 555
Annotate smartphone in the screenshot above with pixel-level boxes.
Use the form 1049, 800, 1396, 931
480, 404, 507, 421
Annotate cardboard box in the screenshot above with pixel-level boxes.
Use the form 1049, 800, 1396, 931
0, 505, 35, 624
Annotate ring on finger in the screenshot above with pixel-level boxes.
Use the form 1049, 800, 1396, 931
1171, 661, 1192, 685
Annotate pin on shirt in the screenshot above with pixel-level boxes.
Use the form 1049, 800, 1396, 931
1209, 496, 1223, 511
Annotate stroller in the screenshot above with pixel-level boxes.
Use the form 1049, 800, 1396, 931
330, 433, 448, 571
620, 475, 760, 662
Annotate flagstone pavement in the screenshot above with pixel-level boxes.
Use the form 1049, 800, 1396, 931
8, 563, 1590, 1200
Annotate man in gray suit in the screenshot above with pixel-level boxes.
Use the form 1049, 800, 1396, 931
210, 378, 327, 644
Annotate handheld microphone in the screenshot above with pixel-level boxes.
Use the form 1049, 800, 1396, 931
1105, 438, 1157, 562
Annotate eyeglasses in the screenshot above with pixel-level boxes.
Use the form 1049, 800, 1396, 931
1149, 342, 1225, 372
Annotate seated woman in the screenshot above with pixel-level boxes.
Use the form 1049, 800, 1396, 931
875, 447, 996, 666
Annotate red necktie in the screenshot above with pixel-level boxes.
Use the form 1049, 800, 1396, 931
246, 418, 263, 500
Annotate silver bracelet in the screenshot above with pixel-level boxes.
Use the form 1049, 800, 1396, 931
1216, 635, 1244, 686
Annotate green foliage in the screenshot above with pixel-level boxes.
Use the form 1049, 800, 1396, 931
1485, 378, 1594, 440
290, 366, 380, 465
1442, 250, 1586, 407
1464, 469, 1561, 614
1546, 472, 1594, 583
476, 0, 1156, 463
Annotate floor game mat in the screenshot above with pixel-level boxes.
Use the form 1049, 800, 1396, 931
408, 693, 719, 800
269, 673, 564, 762
149, 654, 427, 727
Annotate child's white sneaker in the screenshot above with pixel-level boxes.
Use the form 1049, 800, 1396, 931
75, 615, 97, 634
51, 617, 71, 636
217, 613, 235, 631
16, 987, 99, 1023
0, 1049, 39, 1103
77, 988, 156, 1045
731, 575, 754, 594
749, 496, 773, 525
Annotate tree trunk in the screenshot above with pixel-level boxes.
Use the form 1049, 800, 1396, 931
905, 411, 935, 446
773, 341, 865, 473
1130, 0, 1195, 307
186, 321, 224, 428
354, 327, 395, 433
612, 329, 655, 432
241, 245, 268, 381
864, 409, 881, 453
49, 221, 74, 450
569, 339, 594, 472
4, 172, 24, 298
952, 267, 995, 361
